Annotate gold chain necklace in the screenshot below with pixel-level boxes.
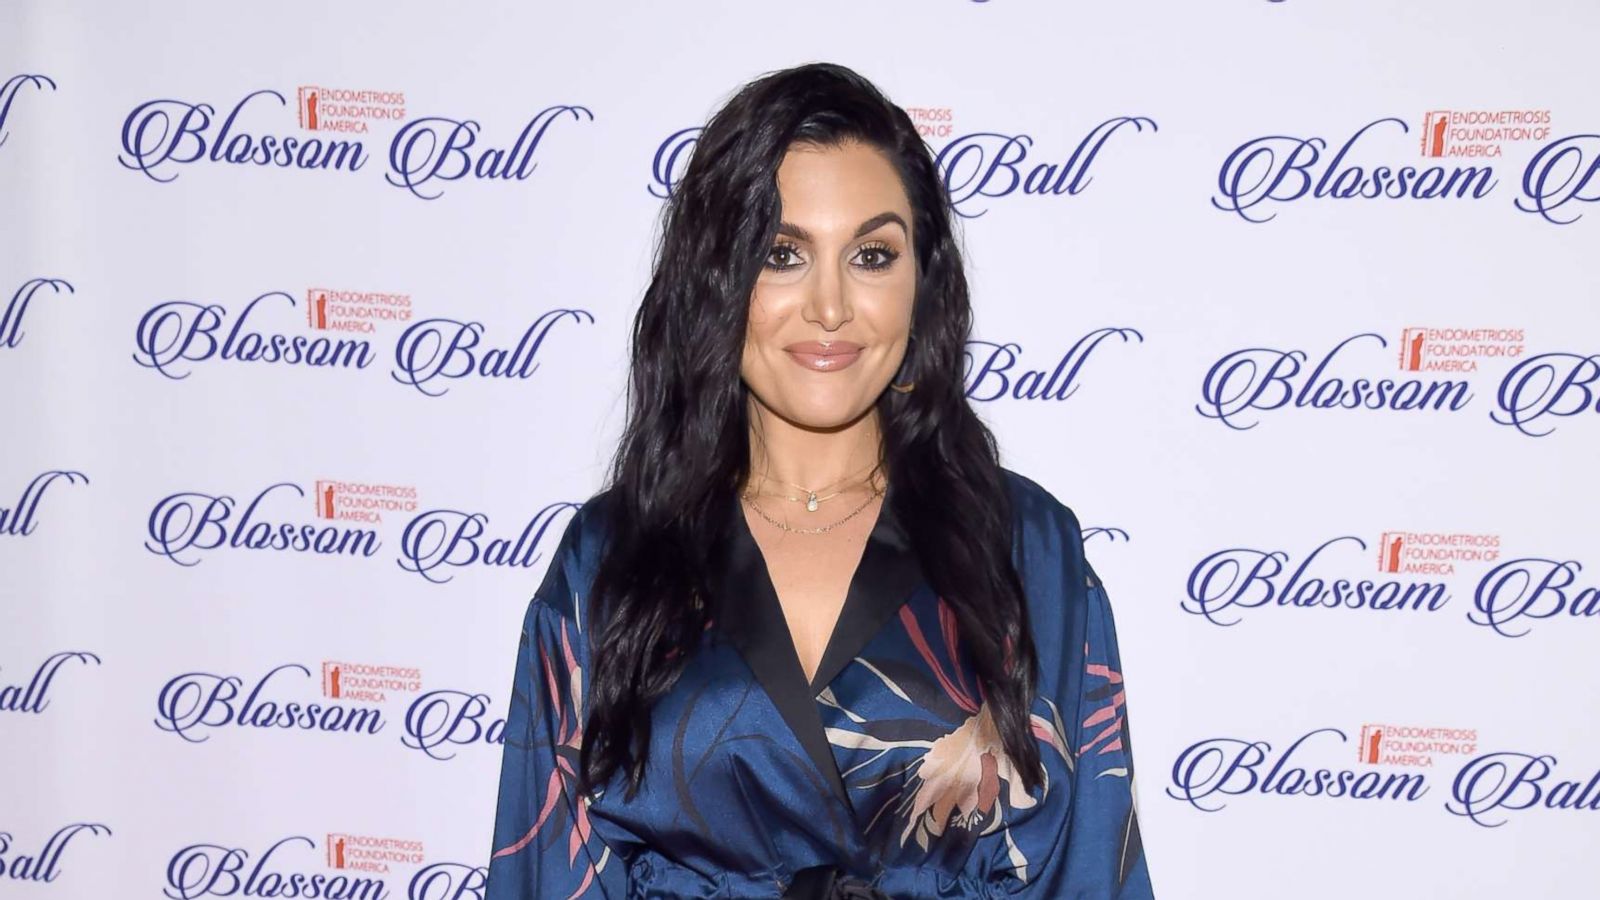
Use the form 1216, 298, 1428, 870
748, 459, 882, 512
752, 487, 844, 512
741, 482, 884, 535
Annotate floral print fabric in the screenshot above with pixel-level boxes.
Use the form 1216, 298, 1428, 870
486, 469, 1154, 899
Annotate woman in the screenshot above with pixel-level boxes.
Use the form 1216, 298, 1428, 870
485, 62, 1154, 899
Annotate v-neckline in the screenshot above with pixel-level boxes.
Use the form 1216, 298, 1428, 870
713, 476, 927, 811
737, 487, 885, 694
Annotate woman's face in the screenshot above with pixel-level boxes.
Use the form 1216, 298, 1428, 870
740, 139, 917, 431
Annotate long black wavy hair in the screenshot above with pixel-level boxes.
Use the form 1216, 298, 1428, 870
579, 61, 1041, 802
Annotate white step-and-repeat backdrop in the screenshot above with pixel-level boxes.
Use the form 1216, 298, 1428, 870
4, 1, 1597, 898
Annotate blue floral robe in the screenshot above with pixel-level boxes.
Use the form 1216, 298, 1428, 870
485, 468, 1155, 898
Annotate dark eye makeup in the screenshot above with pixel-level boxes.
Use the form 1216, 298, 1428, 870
763, 240, 902, 273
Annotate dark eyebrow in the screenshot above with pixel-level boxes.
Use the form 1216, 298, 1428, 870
776, 211, 908, 243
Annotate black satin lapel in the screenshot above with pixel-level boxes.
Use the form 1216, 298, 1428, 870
807, 486, 925, 694
715, 492, 853, 811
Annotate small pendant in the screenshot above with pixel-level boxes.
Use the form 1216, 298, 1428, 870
806, 492, 819, 512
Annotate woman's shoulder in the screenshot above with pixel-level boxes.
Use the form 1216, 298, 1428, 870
997, 465, 1106, 611
998, 466, 1088, 561
527, 484, 620, 624
996, 468, 1110, 686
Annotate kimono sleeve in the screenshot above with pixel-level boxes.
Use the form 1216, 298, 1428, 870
1052, 559, 1156, 898
484, 517, 627, 899
994, 494, 1156, 898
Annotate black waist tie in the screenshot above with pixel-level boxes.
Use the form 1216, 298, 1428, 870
783, 865, 892, 900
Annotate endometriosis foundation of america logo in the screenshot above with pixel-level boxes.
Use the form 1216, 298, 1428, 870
1358, 722, 1480, 769
321, 660, 424, 704
1375, 531, 1501, 577
313, 479, 419, 525
305, 287, 413, 334
1420, 108, 1552, 158
324, 833, 425, 874
296, 85, 407, 134
1397, 327, 1525, 373
904, 105, 956, 141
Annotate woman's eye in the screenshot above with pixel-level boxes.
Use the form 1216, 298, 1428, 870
856, 244, 900, 271
765, 243, 803, 271
765, 242, 899, 272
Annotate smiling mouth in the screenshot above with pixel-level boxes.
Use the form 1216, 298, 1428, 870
784, 341, 864, 372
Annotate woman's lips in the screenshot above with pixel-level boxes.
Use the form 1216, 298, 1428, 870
784, 341, 864, 372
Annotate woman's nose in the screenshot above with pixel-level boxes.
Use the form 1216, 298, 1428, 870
802, 259, 852, 330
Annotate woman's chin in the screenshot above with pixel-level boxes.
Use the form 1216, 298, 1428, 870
768, 393, 878, 432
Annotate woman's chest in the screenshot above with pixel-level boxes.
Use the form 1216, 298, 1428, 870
745, 506, 878, 687
587, 588, 1038, 896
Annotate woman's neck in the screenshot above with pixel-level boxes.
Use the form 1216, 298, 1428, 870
744, 400, 884, 493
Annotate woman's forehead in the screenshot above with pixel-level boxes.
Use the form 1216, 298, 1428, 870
775, 142, 912, 236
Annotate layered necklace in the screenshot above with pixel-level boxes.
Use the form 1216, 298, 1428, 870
740, 460, 885, 535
